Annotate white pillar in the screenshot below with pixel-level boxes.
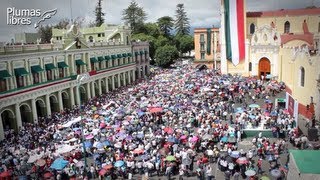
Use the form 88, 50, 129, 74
98, 79, 102, 95
70, 87, 75, 107
31, 99, 38, 124
132, 70, 136, 82
105, 77, 109, 93
75, 86, 81, 105
117, 74, 121, 87
128, 71, 131, 84
112, 75, 115, 90
15, 103, 22, 130
91, 81, 96, 97
45, 94, 52, 117
87, 82, 91, 100
58, 91, 63, 112
0, 115, 4, 140
123, 74, 127, 86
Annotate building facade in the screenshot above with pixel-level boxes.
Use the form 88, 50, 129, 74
0, 24, 149, 140
193, 28, 220, 69
220, 6, 320, 121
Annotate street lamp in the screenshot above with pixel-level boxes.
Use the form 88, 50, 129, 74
76, 73, 90, 173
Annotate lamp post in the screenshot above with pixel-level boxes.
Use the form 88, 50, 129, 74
76, 73, 90, 172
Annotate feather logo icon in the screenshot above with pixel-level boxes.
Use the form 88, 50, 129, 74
34, 8, 57, 28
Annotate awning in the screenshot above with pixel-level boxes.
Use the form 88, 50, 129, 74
14, 68, 29, 76
117, 54, 122, 58
98, 56, 104, 61
90, 57, 98, 63
45, 63, 57, 70
127, 53, 132, 57
76, 59, 86, 65
111, 55, 117, 59
140, 51, 144, 55
31, 65, 44, 73
0, 70, 11, 79
122, 53, 127, 57
58, 62, 69, 68
104, 56, 111, 60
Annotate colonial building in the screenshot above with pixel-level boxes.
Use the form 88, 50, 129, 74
220, 6, 320, 121
0, 24, 150, 140
193, 28, 220, 69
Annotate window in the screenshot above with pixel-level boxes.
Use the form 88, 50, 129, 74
33, 73, 39, 84
249, 62, 252, 71
300, 67, 305, 87
89, 36, 93, 42
284, 21, 290, 33
59, 68, 64, 78
200, 44, 205, 51
201, 53, 205, 60
98, 34, 101, 37
16, 76, 24, 88
91, 62, 95, 71
250, 23, 255, 34
46, 70, 52, 80
200, 34, 205, 42
0, 79, 7, 92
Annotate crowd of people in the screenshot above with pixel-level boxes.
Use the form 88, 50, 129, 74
0, 63, 297, 180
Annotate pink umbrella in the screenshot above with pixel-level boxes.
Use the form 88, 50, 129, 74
264, 112, 270, 117
180, 135, 187, 140
190, 136, 199, 142
283, 109, 289, 114
149, 107, 163, 113
100, 122, 106, 129
164, 127, 174, 134
86, 134, 94, 140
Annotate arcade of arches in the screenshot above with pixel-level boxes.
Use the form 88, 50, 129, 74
0, 68, 147, 140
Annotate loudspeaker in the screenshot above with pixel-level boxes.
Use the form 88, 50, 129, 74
308, 128, 318, 141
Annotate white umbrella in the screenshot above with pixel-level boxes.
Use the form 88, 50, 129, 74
27, 151, 44, 163
56, 145, 75, 155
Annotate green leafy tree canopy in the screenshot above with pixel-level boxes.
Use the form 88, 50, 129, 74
157, 16, 174, 37
155, 44, 179, 67
95, 0, 105, 27
122, 0, 147, 34
174, 4, 190, 35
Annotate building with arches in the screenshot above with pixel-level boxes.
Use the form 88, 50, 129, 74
0, 24, 150, 140
220, 6, 320, 121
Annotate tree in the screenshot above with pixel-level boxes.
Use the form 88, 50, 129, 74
175, 34, 194, 54
140, 23, 160, 37
122, 0, 147, 34
157, 16, 174, 37
95, 0, 105, 27
155, 45, 179, 67
174, 4, 190, 35
155, 35, 171, 49
38, 25, 52, 43
54, 19, 70, 29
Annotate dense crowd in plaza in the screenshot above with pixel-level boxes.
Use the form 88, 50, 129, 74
0, 63, 303, 180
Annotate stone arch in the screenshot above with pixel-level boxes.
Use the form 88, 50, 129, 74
49, 94, 59, 113
61, 91, 71, 109
1, 108, 16, 131
19, 103, 33, 123
35, 98, 46, 117
284, 21, 290, 33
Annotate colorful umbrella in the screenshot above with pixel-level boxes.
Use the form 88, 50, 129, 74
149, 107, 163, 113
114, 160, 125, 167
50, 158, 69, 170
103, 164, 113, 170
249, 104, 260, 108
36, 159, 46, 166
0, 171, 11, 177
164, 127, 174, 134
230, 151, 240, 158
190, 136, 199, 142
245, 169, 256, 176
85, 134, 94, 140
99, 169, 107, 176
84, 141, 93, 148
180, 135, 187, 140
270, 169, 282, 178
43, 172, 53, 178
236, 157, 249, 165
166, 155, 176, 161
133, 148, 144, 154
221, 136, 228, 143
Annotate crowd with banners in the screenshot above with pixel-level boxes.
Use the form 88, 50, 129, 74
0, 63, 298, 179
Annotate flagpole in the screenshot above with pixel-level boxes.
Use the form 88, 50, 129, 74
220, 0, 228, 74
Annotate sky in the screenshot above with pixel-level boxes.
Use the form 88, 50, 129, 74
0, 0, 319, 42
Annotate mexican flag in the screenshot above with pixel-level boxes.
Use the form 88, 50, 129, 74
224, 0, 245, 66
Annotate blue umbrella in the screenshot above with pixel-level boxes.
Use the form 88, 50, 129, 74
236, 107, 243, 111
84, 141, 92, 148
50, 158, 69, 170
249, 104, 260, 108
137, 133, 144, 139
221, 136, 228, 143
102, 140, 111, 147
270, 111, 277, 116
249, 115, 256, 119
104, 117, 110, 122
230, 151, 240, 158
96, 142, 104, 149
114, 160, 125, 167
167, 137, 178, 143
73, 128, 81, 131
236, 110, 244, 114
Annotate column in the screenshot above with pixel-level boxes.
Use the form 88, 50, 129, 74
98, 79, 102, 95
75, 86, 80, 105
15, 103, 22, 130
70, 54, 75, 75
0, 115, 4, 140
54, 56, 59, 79
7, 62, 15, 90
105, 77, 109, 93
45, 94, 52, 117
128, 71, 131, 84
123, 74, 127, 86
91, 81, 96, 97
58, 91, 63, 112
86, 82, 91, 100
112, 75, 115, 90
31, 99, 38, 124
70, 87, 75, 107
142, 66, 146, 78
117, 74, 121, 88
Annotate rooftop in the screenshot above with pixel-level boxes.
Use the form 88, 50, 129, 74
247, 7, 320, 17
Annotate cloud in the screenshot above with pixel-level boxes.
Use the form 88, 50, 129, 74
0, 0, 319, 42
